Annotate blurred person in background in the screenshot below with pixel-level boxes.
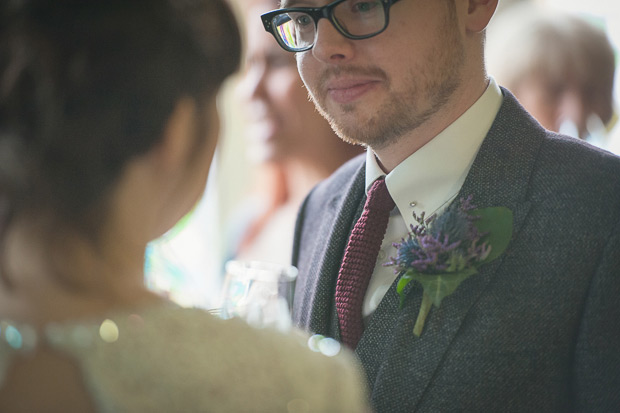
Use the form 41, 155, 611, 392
227, 0, 363, 265
0, 1, 369, 411
486, 3, 618, 154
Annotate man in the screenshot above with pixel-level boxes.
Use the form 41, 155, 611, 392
261, 0, 620, 411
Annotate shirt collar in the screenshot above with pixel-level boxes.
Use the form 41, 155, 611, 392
365, 77, 503, 228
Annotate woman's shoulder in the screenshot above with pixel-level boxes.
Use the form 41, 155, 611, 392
49, 304, 369, 412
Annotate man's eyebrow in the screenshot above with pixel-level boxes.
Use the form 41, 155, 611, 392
280, 0, 310, 8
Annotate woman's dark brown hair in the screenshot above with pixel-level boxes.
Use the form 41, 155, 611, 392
0, 0, 241, 283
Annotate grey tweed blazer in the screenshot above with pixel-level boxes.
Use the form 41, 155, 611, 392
291, 89, 620, 412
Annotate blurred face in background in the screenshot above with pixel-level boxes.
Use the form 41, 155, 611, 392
513, 70, 614, 140
485, 7, 615, 141
237, 0, 337, 164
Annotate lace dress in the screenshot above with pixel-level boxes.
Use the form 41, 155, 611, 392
0, 304, 368, 412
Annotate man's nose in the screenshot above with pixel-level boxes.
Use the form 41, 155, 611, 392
311, 19, 355, 63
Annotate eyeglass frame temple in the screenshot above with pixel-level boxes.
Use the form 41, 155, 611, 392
261, 0, 401, 52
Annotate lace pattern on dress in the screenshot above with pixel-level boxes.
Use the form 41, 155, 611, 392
1, 304, 368, 412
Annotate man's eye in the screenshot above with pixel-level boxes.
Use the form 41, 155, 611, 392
352, 1, 378, 12
295, 14, 313, 26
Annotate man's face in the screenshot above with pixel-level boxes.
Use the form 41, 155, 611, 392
294, 0, 466, 149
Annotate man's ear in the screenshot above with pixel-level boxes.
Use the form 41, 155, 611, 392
464, 0, 498, 33
153, 97, 197, 171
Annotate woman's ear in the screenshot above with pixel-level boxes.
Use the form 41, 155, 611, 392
464, 0, 498, 33
153, 97, 197, 171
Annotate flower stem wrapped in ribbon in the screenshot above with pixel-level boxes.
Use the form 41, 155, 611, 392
385, 196, 513, 337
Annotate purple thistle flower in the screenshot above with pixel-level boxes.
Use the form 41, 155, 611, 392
386, 196, 491, 275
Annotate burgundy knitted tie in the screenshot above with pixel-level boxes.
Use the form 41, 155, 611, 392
335, 178, 395, 349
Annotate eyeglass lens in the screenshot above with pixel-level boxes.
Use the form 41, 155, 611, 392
272, 0, 386, 50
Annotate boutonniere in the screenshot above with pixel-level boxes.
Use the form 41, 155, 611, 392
385, 196, 513, 337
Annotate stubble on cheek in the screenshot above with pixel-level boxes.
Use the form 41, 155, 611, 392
301, 64, 393, 145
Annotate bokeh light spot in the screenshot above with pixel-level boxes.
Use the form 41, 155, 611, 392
317, 337, 341, 357
5, 325, 22, 350
307, 334, 324, 352
307, 334, 341, 356
99, 319, 119, 343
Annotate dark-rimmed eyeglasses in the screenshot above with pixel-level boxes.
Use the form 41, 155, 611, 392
261, 0, 401, 52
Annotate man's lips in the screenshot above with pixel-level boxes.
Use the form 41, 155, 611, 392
326, 79, 380, 104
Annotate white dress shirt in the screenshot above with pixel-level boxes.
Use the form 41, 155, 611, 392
362, 78, 503, 318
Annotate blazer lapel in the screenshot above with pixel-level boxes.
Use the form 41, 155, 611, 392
359, 89, 545, 411
293, 162, 366, 337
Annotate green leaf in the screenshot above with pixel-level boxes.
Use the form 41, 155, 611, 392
472, 207, 513, 263
408, 268, 478, 307
397, 273, 414, 308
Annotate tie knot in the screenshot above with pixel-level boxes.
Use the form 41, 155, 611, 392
366, 178, 395, 212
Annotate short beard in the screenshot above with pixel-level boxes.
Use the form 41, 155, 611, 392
308, 2, 464, 149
